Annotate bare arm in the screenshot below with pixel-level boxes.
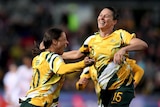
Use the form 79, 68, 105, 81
114, 38, 148, 64
62, 50, 85, 60
122, 38, 148, 52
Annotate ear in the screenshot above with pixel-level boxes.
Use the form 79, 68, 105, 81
52, 39, 58, 45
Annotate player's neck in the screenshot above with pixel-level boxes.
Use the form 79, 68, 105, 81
99, 29, 113, 37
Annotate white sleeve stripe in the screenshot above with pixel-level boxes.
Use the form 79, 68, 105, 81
83, 35, 95, 45
49, 54, 59, 70
46, 53, 53, 61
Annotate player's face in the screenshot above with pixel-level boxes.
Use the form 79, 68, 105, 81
56, 32, 69, 55
97, 8, 117, 30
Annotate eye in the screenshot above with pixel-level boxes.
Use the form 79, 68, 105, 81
98, 14, 103, 17
104, 15, 110, 18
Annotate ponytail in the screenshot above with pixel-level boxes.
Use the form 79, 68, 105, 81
32, 41, 45, 57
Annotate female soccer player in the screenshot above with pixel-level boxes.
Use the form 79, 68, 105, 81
62, 7, 148, 107
19, 27, 94, 107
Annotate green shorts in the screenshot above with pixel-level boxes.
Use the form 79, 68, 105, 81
99, 83, 135, 107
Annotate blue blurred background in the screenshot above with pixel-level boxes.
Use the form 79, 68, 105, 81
0, 0, 160, 107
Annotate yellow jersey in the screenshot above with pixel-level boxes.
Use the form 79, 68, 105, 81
22, 51, 85, 107
79, 29, 135, 90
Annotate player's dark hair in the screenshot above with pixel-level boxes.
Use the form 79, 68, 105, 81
105, 7, 119, 20
43, 27, 63, 49
32, 27, 63, 57
32, 41, 43, 57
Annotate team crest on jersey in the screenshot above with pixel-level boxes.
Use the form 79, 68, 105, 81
110, 39, 116, 42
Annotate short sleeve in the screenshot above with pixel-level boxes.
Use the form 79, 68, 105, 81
79, 35, 95, 53
119, 29, 135, 45
52, 56, 65, 73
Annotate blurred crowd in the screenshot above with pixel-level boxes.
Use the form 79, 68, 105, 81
0, 0, 160, 106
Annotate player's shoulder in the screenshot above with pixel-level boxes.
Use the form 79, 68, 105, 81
83, 33, 96, 44
87, 33, 96, 39
40, 51, 59, 58
45, 52, 61, 61
33, 52, 61, 64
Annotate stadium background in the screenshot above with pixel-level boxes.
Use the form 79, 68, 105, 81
0, 0, 160, 107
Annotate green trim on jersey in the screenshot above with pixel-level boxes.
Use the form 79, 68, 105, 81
23, 52, 65, 107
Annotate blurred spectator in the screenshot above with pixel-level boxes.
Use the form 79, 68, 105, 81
13, 53, 33, 106
3, 63, 18, 107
